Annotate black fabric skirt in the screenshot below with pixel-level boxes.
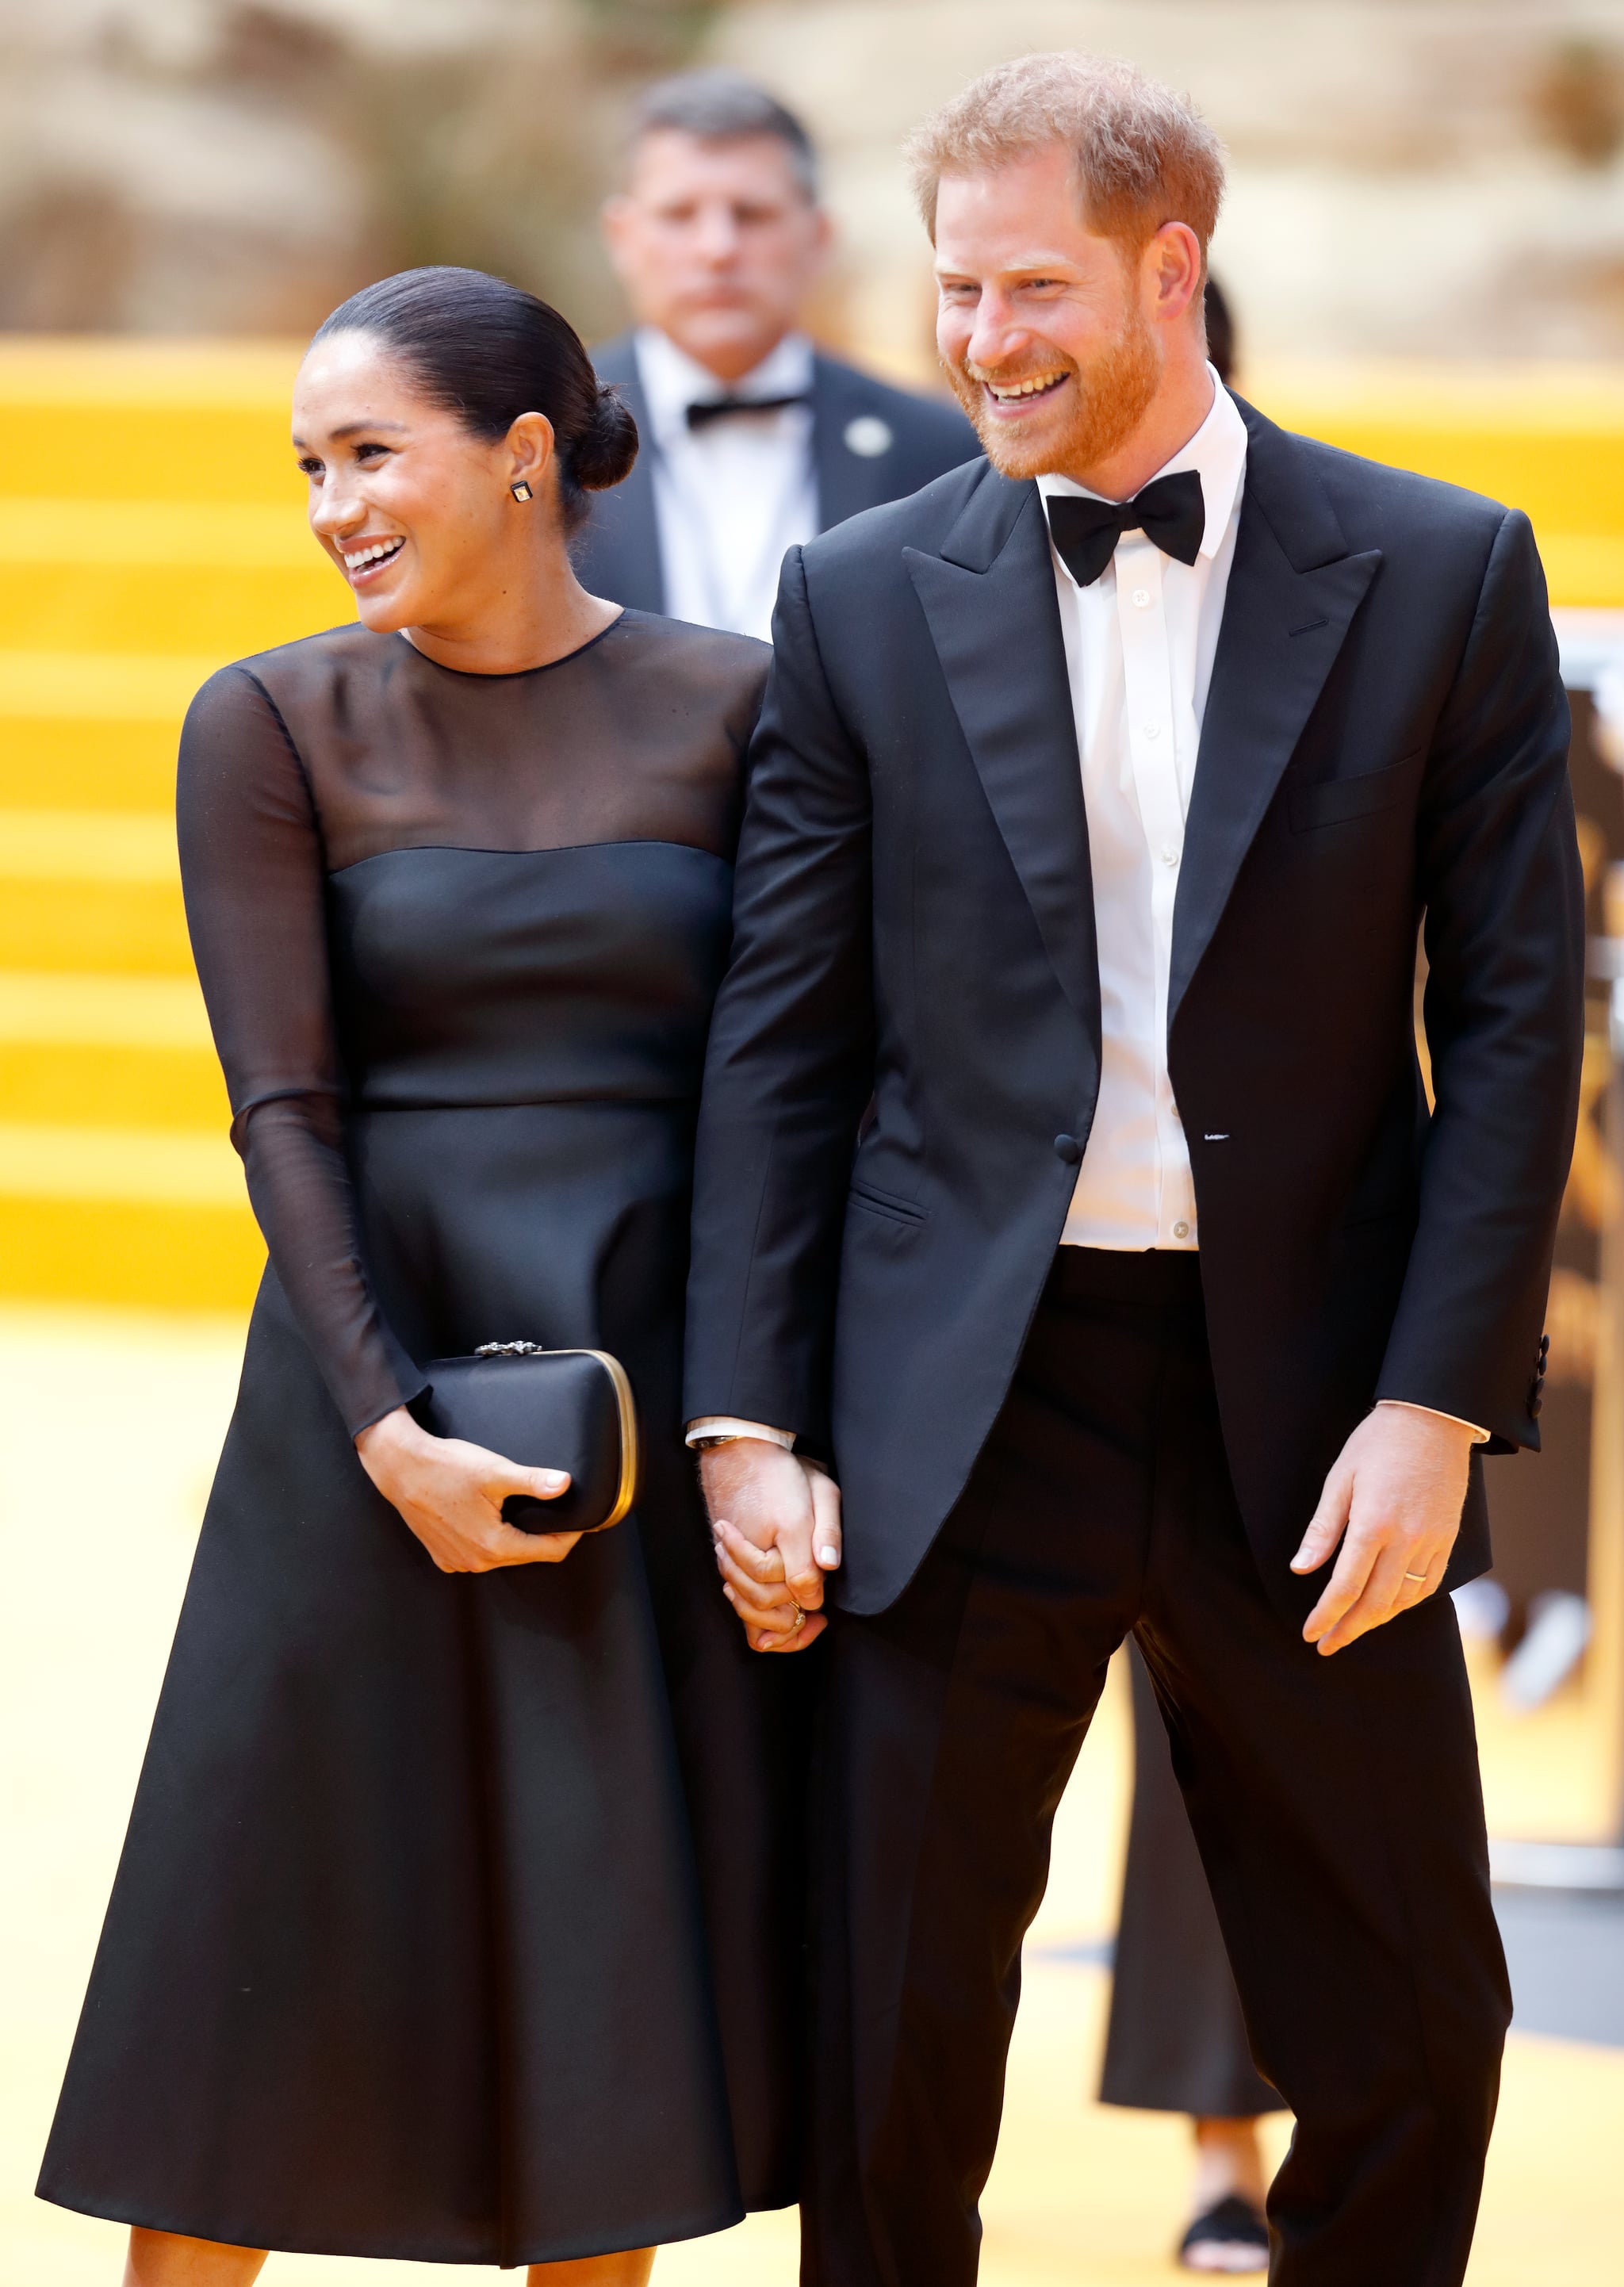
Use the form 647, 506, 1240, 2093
38, 1102, 809, 2262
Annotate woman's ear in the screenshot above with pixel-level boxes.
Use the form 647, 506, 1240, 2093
506, 412, 557, 503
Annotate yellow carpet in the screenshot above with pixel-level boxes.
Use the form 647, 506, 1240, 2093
2, 1305, 1619, 2286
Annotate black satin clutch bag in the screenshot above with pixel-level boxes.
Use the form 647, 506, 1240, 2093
410, 1342, 639, 1535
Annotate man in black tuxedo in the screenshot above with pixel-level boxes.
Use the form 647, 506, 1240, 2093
579, 69, 976, 637
684, 49, 1584, 2287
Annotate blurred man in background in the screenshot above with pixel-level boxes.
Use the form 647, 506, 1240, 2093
580, 69, 977, 638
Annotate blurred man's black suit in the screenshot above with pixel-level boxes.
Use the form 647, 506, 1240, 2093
685, 396, 1585, 2283
575, 333, 978, 613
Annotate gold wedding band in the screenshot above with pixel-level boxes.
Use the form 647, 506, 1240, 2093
1404, 1570, 1428, 1583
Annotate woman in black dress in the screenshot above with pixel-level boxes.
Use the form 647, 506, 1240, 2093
38, 267, 808, 2284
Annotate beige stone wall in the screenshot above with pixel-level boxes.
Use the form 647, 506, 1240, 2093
711, 0, 1624, 381
6, 0, 1624, 362
0, 0, 634, 335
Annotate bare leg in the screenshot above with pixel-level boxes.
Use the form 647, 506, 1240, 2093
528, 2254, 656, 2286
124, 2231, 268, 2286
1191, 2117, 1266, 2212
123, 2228, 654, 2285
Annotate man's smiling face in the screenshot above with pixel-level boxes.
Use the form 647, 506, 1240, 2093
933, 140, 1162, 486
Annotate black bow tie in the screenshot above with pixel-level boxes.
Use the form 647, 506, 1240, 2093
1044, 470, 1206, 587
686, 393, 810, 431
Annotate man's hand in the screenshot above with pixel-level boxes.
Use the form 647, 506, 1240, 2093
699, 1438, 843, 1654
1292, 1402, 1475, 1655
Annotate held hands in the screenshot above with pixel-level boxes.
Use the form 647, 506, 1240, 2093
1293, 1400, 1475, 1655
355, 1404, 581, 1574
700, 1438, 844, 1654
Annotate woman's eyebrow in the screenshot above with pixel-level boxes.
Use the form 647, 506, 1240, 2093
291, 419, 411, 446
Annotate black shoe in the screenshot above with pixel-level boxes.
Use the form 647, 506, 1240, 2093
1178, 2193, 1270, 2273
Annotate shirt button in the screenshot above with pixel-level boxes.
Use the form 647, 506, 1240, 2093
1144, 723, 1162, 739
1172, 1220, 1191, 1240
1132, 588, 1151, 607
1160, 845, 1178, 866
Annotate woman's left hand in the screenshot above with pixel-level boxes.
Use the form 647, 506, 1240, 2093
355, 1404, 583, 1574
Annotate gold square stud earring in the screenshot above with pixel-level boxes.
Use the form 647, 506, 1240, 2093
511, 481, 533, 503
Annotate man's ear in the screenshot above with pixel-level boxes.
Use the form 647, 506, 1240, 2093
600, 193, 636, 280
1147, 220, 1204, 326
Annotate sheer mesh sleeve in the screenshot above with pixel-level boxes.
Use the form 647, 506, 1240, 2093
177, 665, 426, 1435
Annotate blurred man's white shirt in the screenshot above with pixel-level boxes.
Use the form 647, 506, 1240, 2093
634, 324, 818, 640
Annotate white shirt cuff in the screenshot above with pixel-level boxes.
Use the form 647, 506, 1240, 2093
1377, 1399, 1490, 1444
684, 1416, 796, 1450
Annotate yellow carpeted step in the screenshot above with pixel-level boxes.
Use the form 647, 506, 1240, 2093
0, 336, 301, 505
0, 810, 190, 975
0, 972, 225, 1128
0, 500, 350, 657
0, 650, 213, 811
1534, 534, 1624, 610
0, 1118, 260, 1308
0, 718, 178, 812
1254, 361, 1624, 517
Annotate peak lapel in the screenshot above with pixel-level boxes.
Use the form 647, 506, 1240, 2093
1170, 404, 1381, 1021
906, 471, 1100, 1038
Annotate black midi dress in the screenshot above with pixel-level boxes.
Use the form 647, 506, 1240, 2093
37, 611, 809, 2266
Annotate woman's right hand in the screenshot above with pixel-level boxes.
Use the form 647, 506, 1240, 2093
355, 1405, 580, 1573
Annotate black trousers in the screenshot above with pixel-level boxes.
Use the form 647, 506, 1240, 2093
803, 1249, 1510, 2287
1100, 1641, 1281, 2119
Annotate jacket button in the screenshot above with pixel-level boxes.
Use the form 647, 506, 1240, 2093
1530, 1390, 1544, 1418
1054, 1133, 1083, 1165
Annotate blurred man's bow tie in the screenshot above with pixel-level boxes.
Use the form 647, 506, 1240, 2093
686, 393, 811, 430
1044, 470, 1207, 586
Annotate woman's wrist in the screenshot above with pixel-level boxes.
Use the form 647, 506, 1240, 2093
354, 1404, 427, 1465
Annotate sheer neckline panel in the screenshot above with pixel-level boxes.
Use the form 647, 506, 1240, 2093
393, 613, 625, 682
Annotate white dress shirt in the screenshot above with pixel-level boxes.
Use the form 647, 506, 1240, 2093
1040, 370, 1247, 1251
634, 326, 819, 642
688, 370, 1484, 1446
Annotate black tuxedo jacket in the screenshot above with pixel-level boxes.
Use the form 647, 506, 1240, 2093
573, 332, 979, 611
685, 396, 1585, 1617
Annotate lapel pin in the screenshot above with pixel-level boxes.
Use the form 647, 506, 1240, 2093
844, 415, 894, 459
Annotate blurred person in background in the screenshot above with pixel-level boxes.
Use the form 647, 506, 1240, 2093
684, 49, 1582, 2287
1095, 278, 1285, 2281
37, 266, 804, 2287
583, 68, 977, 638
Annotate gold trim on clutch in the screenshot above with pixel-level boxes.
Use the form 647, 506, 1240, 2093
577, 1348, 640, 1528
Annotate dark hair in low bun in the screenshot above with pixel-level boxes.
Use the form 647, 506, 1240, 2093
570, 385, 639, 494
309, 265, 638, 533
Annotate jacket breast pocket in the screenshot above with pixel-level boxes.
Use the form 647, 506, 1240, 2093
847, 1179, 926, 1231
1289, 749, 1423, 834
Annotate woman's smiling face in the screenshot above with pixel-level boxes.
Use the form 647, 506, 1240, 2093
292, 328, 553, 637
